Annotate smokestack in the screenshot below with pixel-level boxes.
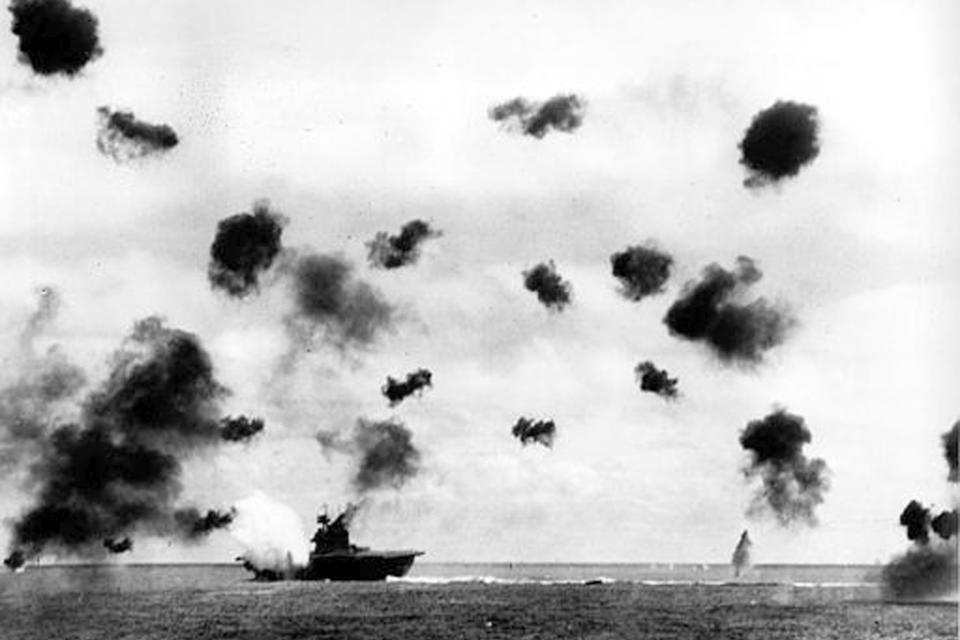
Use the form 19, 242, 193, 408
663, 256, 794, 365
366, 220, 441, 269
9, 0, 103, 76
96, 107, 179, 163
739, 408, 829, 526
489, 94, 586, 138
511, 417, 556, 448
523, 261, 573, 312
381, 368, 433, 407
738, 100, 821, 188
731, 530, 752, 577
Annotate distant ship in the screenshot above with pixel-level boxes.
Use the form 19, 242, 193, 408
240, 505, 423, 582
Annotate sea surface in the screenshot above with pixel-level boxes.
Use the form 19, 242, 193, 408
0, 563, 956, 639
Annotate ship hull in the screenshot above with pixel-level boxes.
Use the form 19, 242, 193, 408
245, 551, 422, 582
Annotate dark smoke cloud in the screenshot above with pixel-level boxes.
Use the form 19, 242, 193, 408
899, 500, 932, 544
523, 261, 572, 312
366, 220, 441, 269
219, 416, 265, 443
739, 100, 821, 188
634, 361, 678, 400
285, 252, 395, 350
103, 537, 132, 554
511, 417, 556, 449
317, 418, 421, 493
489, 94, 585, 138
96, 107, 178, 163
9, 0, 102, 76
209, 201, 287, 298
382, 368, 432, 407
739, 409, 829, 526
610, 244, 673, 302
664, 256, 793, 364
943, 421, 958, 483
931, 510, 958, 540
4, 317, 251, 566
882, 544, 957, 601
173, 507, 236, 540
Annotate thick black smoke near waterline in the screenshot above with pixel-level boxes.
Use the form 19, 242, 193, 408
739, 100, 821, 188
8, 0, 102, 76
489, 94, 585, 138
511, 417, 556, 449
317, 418, 421, 493
943, 421, 958, 483
610, 244, 673, 302
96, 107, 179, 163
523, 261, 572, 312
664, 256, 793, 365
881, 544, 958, 601
3, 317, 257, 567
284, 252, 395, 351
739, 409, 829, 526
634, 361, 678, 400
208, 202, 288, 298
366, 220, 441, 270
382, 368, 433, 407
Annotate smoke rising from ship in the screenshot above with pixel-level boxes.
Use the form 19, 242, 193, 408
610, 244, 673, 302
511, 417, 556, 448
664, 256, 793, 364
489, 94, 585, 138
739, 100, 821, 188
96, 107, 179, 162
9, 0, 103, 76
366, 220, 441, 269
231, 492, 310, 574
634, 361, 678, 400
739, 409, 829, 526
523, 261, 572, 312
382, 368, 433, 406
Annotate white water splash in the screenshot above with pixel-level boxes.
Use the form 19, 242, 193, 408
231, 492, 309, 570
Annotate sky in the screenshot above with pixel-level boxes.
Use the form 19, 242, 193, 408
0, 0, 958, 565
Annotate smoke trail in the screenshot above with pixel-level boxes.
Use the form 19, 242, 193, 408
739, 409, 829, 526
208, 201, 287, 298
489, 94, 585, 138
95, 107, 178, 163
220, 416, 265, 442
511, 417, 556, 449
663, 256, 794, 365
739, 100, 821, 188
610, 244, 673, 302
103, 537, 132, 554
317, 418, 421, 492
8, 0, 102, 76
943, 421, 958, 483
523, 261, 572, 312
0, 287, 86, 472
731, 530, 751, 577
381, 368, 433, 407
4, 317, 260, 566
634, 361, 678, 400
366, 220, 441, 269
284, 252, 395, 351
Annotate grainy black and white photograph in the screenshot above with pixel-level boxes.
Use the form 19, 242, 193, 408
0, 1, 958, 638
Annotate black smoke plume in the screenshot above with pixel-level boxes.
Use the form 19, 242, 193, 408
664, 256, 793, 364
285, 252, 395, 350
931, 510, 958, 540
4, 550, 26, 570
943, 421, 958, 483
8, 0, 102, 76
489, 94, 585, 138
610, 244, 673, 301
739, 100, 820, 188
96, 107, 178, 162
511, 417, 556, 449
4, 317, 254, 566
883, 500, 958, 600
208, 201, 287, 298
173, 507, 236, 539
739, 409, 829, 526
103, 537, 132, 554
219, 416, 265, 443
366, 220, 441, 269
523, 261, 572, 312
382, 368, 432, 407
317, 418, 421, 493
634, 361, 678, 400
899, 500, 932, 544
0, 287, 86, 472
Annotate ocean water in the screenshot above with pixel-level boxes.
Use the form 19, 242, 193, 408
0, 563, 955, 639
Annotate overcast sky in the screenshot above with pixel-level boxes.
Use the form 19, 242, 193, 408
0, 0, 958, 564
